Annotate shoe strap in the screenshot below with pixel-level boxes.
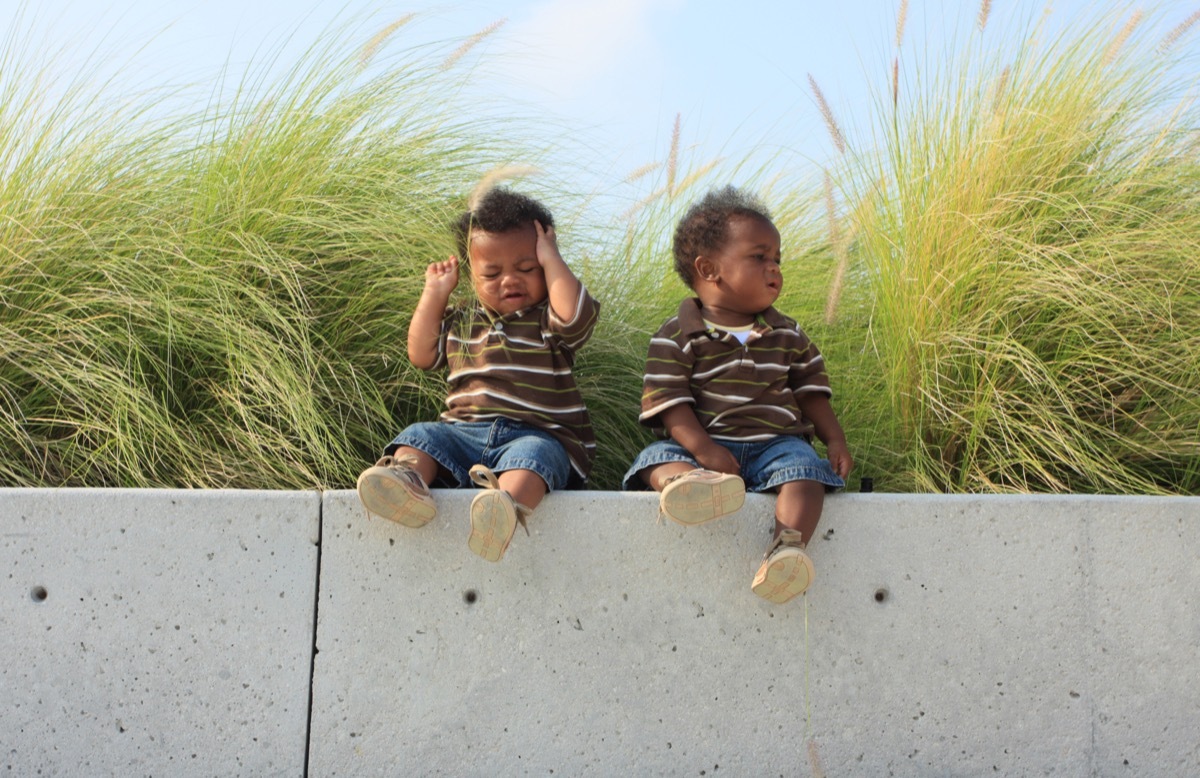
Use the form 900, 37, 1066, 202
660, 471, 687, 488
392, 453, 421, 469
766, 529, 807, 558
515, 502, 532, 536
469, 464, 501, 490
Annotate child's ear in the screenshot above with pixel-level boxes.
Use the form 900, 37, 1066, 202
694, 256, 719, 283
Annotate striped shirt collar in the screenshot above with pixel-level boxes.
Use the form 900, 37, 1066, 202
675, 297, 791, 338
476, 299, 548, 326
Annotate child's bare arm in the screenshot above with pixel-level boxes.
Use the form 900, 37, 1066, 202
659, 404, 741, 475
407, 258, 459, 370
534, 221, 582, 322
797, 393, 853, 479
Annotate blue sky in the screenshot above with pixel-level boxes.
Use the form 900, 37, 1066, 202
6, 1, 1196, 196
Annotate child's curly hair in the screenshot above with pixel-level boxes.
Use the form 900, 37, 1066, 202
453, 188, 554, 260
672, 185, 772, 288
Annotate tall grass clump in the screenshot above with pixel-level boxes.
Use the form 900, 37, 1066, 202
0, 13, 527, 488
834, 4, 1200, 493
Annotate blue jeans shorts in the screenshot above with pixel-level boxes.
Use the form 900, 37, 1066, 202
621, 435, 845, 493
386, 419, 576, 491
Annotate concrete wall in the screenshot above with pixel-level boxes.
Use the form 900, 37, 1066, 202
3, 489, 1198, 776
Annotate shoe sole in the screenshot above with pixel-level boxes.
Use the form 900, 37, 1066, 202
752, 551, 814, 604
356, 468, 436, 528
660, 474, 745, 525
468, 491, 518, 562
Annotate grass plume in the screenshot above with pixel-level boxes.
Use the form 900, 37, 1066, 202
808, 74, 846, 154
360, 14, 415, 67
441, 18, 506, 71
1159, 8, 1200, 52
1104, 10, 1144, 65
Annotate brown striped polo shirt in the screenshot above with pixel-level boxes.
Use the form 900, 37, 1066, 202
640, 298, 831, 442
429, 285, 599, 481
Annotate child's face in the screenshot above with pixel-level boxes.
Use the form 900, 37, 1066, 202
467, 223, 547, 316
695, 215, 783, 324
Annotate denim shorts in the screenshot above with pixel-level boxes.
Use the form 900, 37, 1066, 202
386, 419, 576, 491
621, 435, 845, 492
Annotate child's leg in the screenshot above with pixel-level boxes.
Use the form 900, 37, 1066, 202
773, 479, 826, 546
391, 446, 440, 488
640, 461, 696, 491
497, 469, 548, 510
357, 446, 439, 527
752, 479, 822, 604
467, 465, 534, 562
467, 426, 563, 562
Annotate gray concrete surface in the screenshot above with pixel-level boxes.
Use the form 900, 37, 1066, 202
1, 489, 320, 777
2, 489, 1197, 776
311, 491, 1199, 777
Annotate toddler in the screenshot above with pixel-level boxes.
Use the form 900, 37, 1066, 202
358, 187, 599, 561
623, 186, 852, 602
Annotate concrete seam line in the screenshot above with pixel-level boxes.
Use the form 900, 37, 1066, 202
303, 491, 324, 778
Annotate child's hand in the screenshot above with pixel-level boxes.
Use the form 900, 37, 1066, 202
424, 257, 459, 299
533, 220, 563, 268
825, 439, 854, 479
693, 441, 741, 476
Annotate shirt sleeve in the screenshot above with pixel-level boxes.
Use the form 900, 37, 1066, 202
787, 326, 832, 398
546, 285, 600, 353
425, 308, 460, 372
639, 321, 695, 427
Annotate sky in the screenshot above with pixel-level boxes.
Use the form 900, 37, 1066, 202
5, 0, 1197, 201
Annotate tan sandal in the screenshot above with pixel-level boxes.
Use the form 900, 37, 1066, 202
659, 469, 745, 525
467, 465, 530, 562
356, 454, 437, 527
751, 529, 815, 604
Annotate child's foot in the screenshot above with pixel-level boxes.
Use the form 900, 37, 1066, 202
467, 465, 531, 562
751, 529, 815, 604
356, 454, 437, 527
659, 469, 745, 525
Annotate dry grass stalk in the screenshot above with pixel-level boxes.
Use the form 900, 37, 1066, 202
666, 113, 681, 195
359, 14, 416, 67
896, 0, 910, 49
1159, 9, 1200, 52
620, 185, 668, 223
808, 739, 826, 778
824, 170, 849, 325
808, 74, 846, 154
1104, 10, 1144, 66
623, 161, 661, 184
467, 164, 541, 211
441, 18, 506, 71
892, 57, 900, 107
990, 64, 1011, 113
978, 0, 992, 33
672, 158, 720, 193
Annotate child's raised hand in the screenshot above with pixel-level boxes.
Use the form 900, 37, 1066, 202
424, 257, 459, 298
533, 220, 563, 268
